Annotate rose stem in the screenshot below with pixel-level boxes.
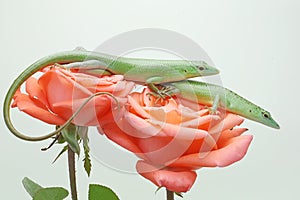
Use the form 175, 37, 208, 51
166, 189, 174, 200
68, 145, 78, 200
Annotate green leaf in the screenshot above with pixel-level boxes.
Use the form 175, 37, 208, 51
83, 147, 92, 176
22, 177, 43, 197
175, 192, 183, 198
88, 184, 119, 200
33, 187, 68, 200
77, 126, 88, 139
52, 145, 68, 163
57, 133, 66, 144
80, 126, 91, 176
61, 124, 80, 155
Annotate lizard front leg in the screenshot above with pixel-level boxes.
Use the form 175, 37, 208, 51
145, 77, 170, 99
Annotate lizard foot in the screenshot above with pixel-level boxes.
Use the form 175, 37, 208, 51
146, 91, 166, 104
146, 86, 174, 99
204, 105, 220, 115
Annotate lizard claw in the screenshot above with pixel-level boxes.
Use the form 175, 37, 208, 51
146, 85, 180, 105
204, 105, 220, 115
146, 86, 173, 99
146, 91, 165, 104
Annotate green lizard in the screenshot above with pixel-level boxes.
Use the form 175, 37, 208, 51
62, 53, 219, 94
3, 50, 219, 141
162, 80, 280, 129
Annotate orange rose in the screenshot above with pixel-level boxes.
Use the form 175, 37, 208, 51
99, 88, 253, 193
12, 66, 135, 126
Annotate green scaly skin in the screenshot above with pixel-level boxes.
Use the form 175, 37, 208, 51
3, 50, 219, 141
63, 55, 219, 84
164, 80, 280, 129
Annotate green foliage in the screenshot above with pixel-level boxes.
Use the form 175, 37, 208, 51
76, 126, 88, 139
88, 184, 119, 200
52, 145, 68, 163
83, 143, 92, 176
80, 126, 92, 176
22, 177, 43, 197
61, 124, 80, 155
33, 187, 68, 200
53, 125, 92, 176
57, 133, 66, 144
22, 177, 68, 200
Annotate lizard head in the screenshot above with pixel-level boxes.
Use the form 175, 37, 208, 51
173, 60, 219, 79
256, 110, 280, 129
193, 61, 219, 76
241, 105, 280, 129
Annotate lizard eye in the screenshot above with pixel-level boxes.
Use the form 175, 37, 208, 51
262, 112, 269, 118
198, 66, 205, 71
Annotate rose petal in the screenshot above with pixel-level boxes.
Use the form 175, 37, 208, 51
148, 119, 208, 139
176, 97, 206, 111
217, 128, 249, 147
109, 81, 135, 97
25, 77, 49, 107
209, 113, 244, 134
124, 112, 162, 138
13, 93, 66, 125
136, 160, 197, 193
128, 95, 150, 119
101, 121, 144, 155
168, 135, 253, 169
181, 115, 219, 128
52, 95, 112, 126
38, 68, 91, 107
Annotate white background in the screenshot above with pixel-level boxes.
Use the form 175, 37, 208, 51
1, 0, 299, 199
